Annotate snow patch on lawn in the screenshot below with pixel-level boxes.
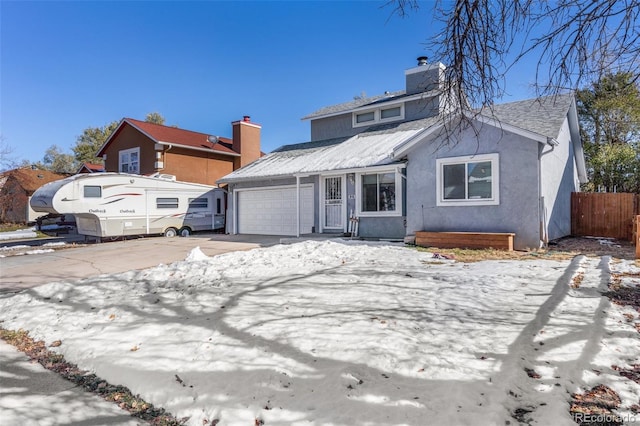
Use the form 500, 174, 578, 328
0, 240, 638, 426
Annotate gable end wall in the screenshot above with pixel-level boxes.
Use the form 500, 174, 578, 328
539, 118, 578, 242
405, 123, 542, 250
103, 125, 156, 174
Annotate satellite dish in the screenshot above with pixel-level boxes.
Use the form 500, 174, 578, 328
207, 135, 219, 144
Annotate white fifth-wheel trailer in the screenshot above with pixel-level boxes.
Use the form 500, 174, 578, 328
30, 173, 226, 240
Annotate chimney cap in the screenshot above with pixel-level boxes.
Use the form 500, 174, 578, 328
417, 56, 428, 66
243, 115, 251, 122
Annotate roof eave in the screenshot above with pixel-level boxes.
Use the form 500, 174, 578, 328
391, 122, 446, 159
96, 118, 128, 157
156, 141, 240, 157
302, 91, 440, 122
219, 162, 407, 185
475, 114, 547, 144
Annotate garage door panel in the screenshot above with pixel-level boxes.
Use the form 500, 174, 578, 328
238, 186, 314, 235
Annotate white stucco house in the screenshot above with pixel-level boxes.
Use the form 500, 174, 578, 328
218, 58, 587, 250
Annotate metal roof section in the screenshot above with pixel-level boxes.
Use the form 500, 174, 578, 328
218, 123, 427, 183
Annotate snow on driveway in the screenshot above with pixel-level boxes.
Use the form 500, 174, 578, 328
0, 240, 638, 425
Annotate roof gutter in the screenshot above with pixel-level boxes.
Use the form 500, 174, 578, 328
156, 141, 241, 156
219, 162, 407, 185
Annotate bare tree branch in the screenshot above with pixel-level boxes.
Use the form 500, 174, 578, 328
393, 0, 640, 111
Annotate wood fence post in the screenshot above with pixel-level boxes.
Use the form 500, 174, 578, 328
636, 215, 640, 259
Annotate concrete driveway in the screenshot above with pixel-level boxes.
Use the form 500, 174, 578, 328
0, 232, 285, 425
0, 233, 283, 292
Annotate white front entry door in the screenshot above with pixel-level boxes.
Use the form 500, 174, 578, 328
237, 185, 313, 235
323, 176, 344, 229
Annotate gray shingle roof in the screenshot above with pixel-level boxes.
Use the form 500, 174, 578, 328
219, 94, 576, 183
302, 90, 405, 120
483, 93, 574, 139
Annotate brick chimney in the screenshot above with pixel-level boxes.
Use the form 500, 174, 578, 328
232, 115, 261, 168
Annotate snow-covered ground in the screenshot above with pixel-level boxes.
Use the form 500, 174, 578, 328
0, 240, 638, 425
0, 241, 66, 258
0, 228, 37, 241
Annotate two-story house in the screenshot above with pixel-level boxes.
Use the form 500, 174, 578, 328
97, 116, 261, 186
218, 58, 587, 250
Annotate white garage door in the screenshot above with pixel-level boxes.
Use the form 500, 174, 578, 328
237, 185, 314, 235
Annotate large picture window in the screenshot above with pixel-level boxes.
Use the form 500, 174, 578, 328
436, 154, 499, 206
119, 148, 140, 174
359, 171, 398, 214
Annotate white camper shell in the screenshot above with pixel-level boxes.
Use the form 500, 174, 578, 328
30, 173, 226, 240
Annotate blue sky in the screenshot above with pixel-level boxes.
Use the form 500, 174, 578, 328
1, 0, 539, 165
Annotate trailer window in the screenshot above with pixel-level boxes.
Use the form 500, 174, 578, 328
188, 198, 208, 209
84, 186, 102, 198
156, 197, 179, 209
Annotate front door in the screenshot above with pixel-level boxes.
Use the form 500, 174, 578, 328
324, 176, 344, 229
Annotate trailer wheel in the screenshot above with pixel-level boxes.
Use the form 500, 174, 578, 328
164, 227, 178, 238
179, 227, 191, 237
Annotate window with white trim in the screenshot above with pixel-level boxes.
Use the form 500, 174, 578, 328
119, 148, 140, 174
436, 154, 499, 206
353, 104, 405, 128
357, 170, 402, 216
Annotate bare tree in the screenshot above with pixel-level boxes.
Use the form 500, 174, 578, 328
389, 0, 640, 109
0, 136, 17, 172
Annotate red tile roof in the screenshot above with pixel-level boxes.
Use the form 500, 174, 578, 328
0, 168, 67, 194
78, 162, 105, 173
98, 118, 237, 156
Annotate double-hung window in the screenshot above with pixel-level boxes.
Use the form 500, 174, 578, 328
436, 154, 499, 206
119, 148, 140, 174
357, 170, 402, 216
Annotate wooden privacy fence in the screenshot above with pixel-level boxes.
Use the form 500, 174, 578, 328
571, 192, 640, 241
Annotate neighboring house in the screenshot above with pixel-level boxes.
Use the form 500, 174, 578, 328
218, 58, 587, 250
77, 162, 105, 174
0, 167, 68, 223
96, 116, 261, 186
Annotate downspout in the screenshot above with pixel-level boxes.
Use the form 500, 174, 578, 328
145, 189, 150, 234
296, 175, 301, 238
233, 188, 238, 234
539, 139, 557, 247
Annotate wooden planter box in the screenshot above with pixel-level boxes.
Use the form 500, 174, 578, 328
416, 231, 515, 251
